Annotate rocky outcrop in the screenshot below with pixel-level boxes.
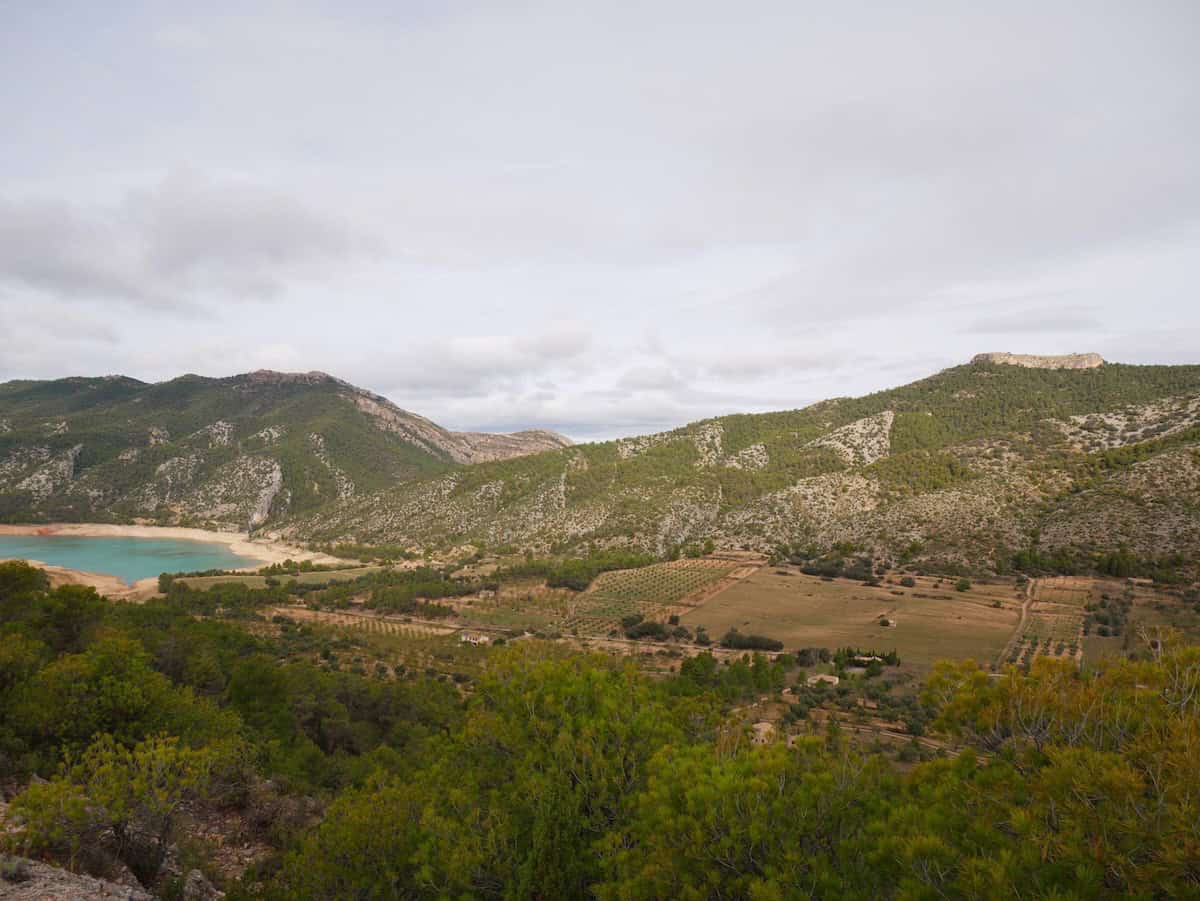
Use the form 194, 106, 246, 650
15, 444, 83, 500
451, 429, 574, 463
178, 456, 285, 528
1046, 394, 1200, 452
191, 420, 234, 448
308, 433, 355, 499
972, 352, 1104, 370
806, 412, 894, 466
347, 390, 571, 464
725, 443, 769, 470
0, 856, 152, 900
691, 423, 725, 467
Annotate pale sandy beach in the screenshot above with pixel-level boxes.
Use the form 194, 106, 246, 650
0, 523, 342, 598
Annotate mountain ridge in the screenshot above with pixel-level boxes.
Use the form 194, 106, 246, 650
3, 356, 1199, 579
281, 356, 1200, 577
0, 370, 570, 529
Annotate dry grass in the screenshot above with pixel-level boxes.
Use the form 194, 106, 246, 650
679, 567, 1020, 669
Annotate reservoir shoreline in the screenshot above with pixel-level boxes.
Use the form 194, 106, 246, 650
0, 523, 339, 598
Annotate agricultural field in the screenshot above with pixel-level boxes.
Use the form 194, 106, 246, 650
561, 559, 743, 636
1036, 577, 1098, 607
1006, 577, 1200, 667
1001, 578, 1089, 667
176, 564, 389, 591
678, 568, 1020, 670
455, 584, 574, 632
266, 605, 456, 638
587, 559, 741, 605
263, 605, 488, 677
1008, 611, 1083, 667
1079, 579, 1200, 662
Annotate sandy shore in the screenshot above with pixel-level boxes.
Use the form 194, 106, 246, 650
0, 557, 158, 600
0, 523, 342, 597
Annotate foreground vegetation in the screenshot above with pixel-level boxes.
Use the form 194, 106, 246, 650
2, 560, 1198, 898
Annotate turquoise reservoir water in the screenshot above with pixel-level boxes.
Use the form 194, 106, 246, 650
0, 535, 257, 584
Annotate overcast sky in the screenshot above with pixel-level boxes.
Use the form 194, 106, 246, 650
2, 2, 1198, 440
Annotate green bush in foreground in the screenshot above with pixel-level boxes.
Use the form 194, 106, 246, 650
4, 559, 1200, 898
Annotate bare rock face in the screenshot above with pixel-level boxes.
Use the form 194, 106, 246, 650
347, 391, 571, 464
972, 352, 1105, 370
0, 856, 152, 900
806, 411, 895, 466
182, 867, 225, 900
450, 429, 574, 464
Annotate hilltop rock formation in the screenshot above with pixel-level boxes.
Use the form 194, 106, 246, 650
972, 352, 1104, 370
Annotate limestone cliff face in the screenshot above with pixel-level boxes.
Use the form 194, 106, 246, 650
345, 389, 571, 464
972, 352, 1105, 370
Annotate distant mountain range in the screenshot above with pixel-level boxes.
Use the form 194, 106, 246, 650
3, 355, 1199, 577
0, 370, 569, 529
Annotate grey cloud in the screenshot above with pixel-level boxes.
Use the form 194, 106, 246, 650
964, 308, 1102, 335
368, 324, 594, 400
0, 171, 371, 308
616, 366, 684, 392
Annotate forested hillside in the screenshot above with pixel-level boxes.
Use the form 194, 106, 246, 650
1, 560, 1196, 898
290, 359, 1200, 579
0, 370, 569, 530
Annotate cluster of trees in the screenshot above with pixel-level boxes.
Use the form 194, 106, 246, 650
363, 568, 477, 616
325, 542, 418, 562
257, 559, 352, 576
719, 628, 784, 651
4, 558, 1199, 898
865, 448, 976, 494
500, 548, 657, 591
1084, 592, 1133, 637
1011, 541, 1194, 584
831, 646, 900, 667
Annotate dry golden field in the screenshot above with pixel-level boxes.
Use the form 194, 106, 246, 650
679, 567, 1021, 669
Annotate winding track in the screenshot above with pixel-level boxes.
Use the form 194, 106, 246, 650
996, 578, 1037, 668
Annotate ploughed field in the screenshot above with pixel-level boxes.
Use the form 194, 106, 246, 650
679, 567, 1021, 669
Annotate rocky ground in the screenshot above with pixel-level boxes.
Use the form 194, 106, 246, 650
0, 856, 152, 900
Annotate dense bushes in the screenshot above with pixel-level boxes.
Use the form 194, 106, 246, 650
271, 644, 1200, 899
720, 628, 784, 651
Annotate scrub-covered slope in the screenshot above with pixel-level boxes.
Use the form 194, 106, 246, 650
0, 370, 570, 529
287, 356, 1200, 576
